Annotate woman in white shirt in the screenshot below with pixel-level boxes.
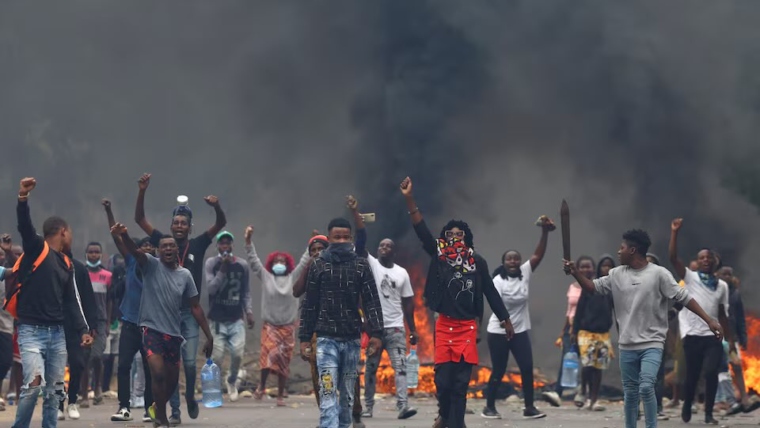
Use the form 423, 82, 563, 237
481, 216, 554, 420
669, 218, 732, 425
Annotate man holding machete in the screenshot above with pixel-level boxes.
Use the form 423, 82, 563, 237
562, 209, 722, 428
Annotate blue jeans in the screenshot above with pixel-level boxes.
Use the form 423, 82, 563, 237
13, 324, 68, 428
619, 348, 663, 428
316, 337, 360, 428
210, 319, 245, 384
170, 309, 199, 417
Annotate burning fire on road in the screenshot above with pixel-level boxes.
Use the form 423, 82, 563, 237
360, 260, 546, 398
742, 315, 760, 393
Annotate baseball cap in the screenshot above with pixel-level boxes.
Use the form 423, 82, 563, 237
216, 231, 234, 242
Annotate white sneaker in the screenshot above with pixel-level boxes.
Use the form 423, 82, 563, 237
57, 409, 65, 421
541, 391, 561, 407
227, 381, 239, 402
111, 407, 133, 421
67, 403, 81, 420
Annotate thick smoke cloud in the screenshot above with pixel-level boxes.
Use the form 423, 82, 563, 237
1, 1, 759, 382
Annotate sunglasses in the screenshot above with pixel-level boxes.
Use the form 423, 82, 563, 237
445, 231, 465, 239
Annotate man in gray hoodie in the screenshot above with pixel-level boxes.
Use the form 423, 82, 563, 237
564, 229, 721, 428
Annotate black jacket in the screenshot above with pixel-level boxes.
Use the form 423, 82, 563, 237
69, 258, 98, 335
413, 220, 510, 323
16, 200, 88, 337
298, 254, 384, 342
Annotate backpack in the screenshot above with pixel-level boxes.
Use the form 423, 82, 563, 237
3, 242, 71, 319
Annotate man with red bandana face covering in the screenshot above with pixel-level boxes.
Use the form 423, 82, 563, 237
399, 177, 513, 428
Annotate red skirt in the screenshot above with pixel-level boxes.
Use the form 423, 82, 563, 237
434, 315, 478, 365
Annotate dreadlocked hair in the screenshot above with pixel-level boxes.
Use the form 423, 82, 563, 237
439, 220, 474, 248
265, 251, 295, 275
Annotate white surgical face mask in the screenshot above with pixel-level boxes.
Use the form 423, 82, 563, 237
272, 263, 287, 275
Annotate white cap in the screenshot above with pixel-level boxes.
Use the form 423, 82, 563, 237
177, 195, 189, 205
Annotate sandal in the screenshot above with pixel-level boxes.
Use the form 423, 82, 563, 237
277, 397, 286, 407
253, 389, 264, 400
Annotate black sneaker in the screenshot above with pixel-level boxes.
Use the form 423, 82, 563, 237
523, 407, 547, 419
398, 406, 417, 419
186, 399, 199, 419
705, 416, 718, 425
481, 406, 502, 419
657, 411, 669, 421
168, 414, 182, 426
727, 403, 743, 416
360, 407, 372, 418
682, 403, 692, 423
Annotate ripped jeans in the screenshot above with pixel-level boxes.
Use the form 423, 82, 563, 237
364, 328, 408, 410
13, 324, 68, 428
316, 337, 360, 428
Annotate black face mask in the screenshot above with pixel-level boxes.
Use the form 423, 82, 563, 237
319, 242, 356, 263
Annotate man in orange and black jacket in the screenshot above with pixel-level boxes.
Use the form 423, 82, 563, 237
12, 177, 93, 428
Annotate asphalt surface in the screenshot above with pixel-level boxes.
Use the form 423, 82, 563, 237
2, 394, 760, 428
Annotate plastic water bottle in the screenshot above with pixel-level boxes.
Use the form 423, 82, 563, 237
201, 359, 223, 408
560, 347, 580, 389
407, 348, 420, 389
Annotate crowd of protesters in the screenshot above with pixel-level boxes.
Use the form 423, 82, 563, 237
0, 174, 757, 428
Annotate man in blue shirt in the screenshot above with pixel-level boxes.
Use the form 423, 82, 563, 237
103, 200, 156, 423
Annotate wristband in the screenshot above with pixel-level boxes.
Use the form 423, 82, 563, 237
408, 207, 419, 215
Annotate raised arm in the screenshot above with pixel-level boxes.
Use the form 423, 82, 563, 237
298, 262, 321, 343
134, 173, 156, 237
668, 218, 686, 280
112, 223, 147, 266
359, 262, 384, 339
202, 195, 227, 239
204, 256, 226, 298
243, 226, 265, 279
239, 260, 254, 329
103, 200, 130, 258
292, 248, 311, 281
346, 195, 368, 257
529, 216, 554, 271
17, 178, 44, 256
293, 263, 309, 298
400, 177, 437, 257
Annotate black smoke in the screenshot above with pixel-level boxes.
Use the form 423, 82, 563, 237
2, 1, 760, 380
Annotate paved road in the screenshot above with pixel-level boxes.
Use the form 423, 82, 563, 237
2, 395, 759, 427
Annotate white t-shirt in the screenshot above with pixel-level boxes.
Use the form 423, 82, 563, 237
367, 255, 414, 329
487, 261, 532, 334
679, 268, 729, 338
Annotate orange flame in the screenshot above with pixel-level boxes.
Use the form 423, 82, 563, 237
742, 315, 760, 392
